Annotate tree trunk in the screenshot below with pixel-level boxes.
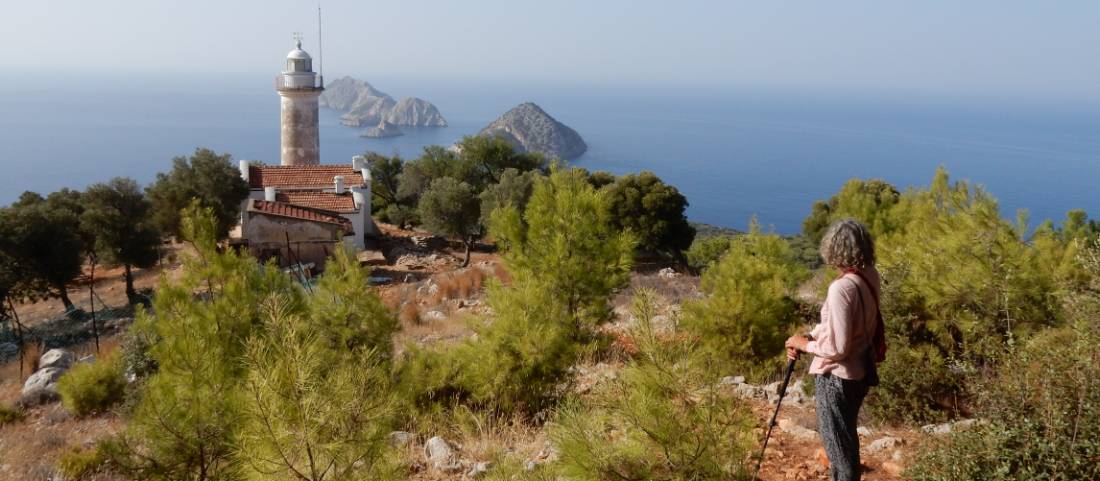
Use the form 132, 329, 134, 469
462, 237, 473, 268
89, 256, 100, 353
124, 263, 137, 301
57, 285, 74, 312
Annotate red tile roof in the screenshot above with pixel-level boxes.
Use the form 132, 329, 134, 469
248, 200, 353, 234
275, 191, 358, 213
248, 165, 365, 189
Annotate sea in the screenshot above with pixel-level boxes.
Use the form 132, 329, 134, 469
0, 73, 1096, 234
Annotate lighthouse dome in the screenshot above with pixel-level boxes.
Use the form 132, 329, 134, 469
284, 39, 314, 73
287, 43, 312, 60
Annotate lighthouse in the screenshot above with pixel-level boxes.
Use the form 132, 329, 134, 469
276, 35, 324, 166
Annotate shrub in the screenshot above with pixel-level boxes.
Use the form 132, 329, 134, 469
869, 168, 1073, 422
237, 301, 397, 481
685, 235, 733, 272
397, 168, 634, 416
56, 444, 109, 480
683, 221, 807, 378
548, 290, 755, 481
57, 354, 126, 416
0, 404, 21, 425
906, 322, 1100, 480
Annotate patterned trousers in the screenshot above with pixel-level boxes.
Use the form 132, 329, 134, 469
815, 373, 870, 481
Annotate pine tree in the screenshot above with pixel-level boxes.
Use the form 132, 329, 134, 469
682, 220, 807, 377
237, 301, 396, 481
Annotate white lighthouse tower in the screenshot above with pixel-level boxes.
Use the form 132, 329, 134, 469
276, 35, 324, 166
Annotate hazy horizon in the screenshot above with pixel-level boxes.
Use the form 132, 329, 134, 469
11, 1, 1100, 103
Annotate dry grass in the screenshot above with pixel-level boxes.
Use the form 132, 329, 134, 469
401, 408, 548, 481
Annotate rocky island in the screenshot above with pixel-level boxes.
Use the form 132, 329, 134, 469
479, 102, 587, 160
320, 76, 447, 129
361, 119, 405, 138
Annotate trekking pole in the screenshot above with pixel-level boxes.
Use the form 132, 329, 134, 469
752, 357, 798, 481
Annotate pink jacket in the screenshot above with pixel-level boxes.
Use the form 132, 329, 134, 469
806, 266, 881, 380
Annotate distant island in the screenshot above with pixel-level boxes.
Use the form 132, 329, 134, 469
362, 119, 404, 139
320, 76, 447, 129
479, 102, 587, 160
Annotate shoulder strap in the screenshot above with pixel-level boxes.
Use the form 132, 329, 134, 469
840, 269, 887, 363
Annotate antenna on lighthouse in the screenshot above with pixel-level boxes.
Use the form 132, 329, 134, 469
317, 4, 324, 87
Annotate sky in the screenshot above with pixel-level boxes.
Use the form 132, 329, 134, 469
10, 0, 1100, 100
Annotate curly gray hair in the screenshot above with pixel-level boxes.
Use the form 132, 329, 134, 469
819, 219, 876, 269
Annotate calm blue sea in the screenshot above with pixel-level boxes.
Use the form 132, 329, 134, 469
0, 74, 1096, 233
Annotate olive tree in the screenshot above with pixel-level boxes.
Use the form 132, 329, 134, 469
417, 178, 482, 267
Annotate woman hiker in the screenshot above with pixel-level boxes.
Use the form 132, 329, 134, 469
785, 219, 886, 481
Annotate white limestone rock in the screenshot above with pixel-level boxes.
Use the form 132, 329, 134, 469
22, 367, 66, 396
39, 348, 75, 370
424, 436, 461, 472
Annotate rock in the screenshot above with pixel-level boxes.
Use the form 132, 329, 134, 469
892, 449, 904, 461
921, 422, 952, 435
733, 383, 761, 399
22, 367, 66, 396
857, 426, 872, 437
865, 436, 903, 453
778, 418, 818, 440
17, 388, 59, 408
424, 436, 461, 471
719, 375, 745, 386
385, 97, 448, 127
322, 76, 446, 127
422, 310, 447, 322
319, 76, 385, 110
390, 431, 415, 448
39, 348, 75, 370
477, 102, 587, 160
658, 267, 681, 279
465, 461, 491, 478
361, 119, 404, 138
342, 95, 396, 127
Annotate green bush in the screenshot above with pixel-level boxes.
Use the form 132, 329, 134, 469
906, 239, 1100, 478
547, 290, 755, 481
685, 235, 733, 272
396, 167, 634, 416
683, 221, 807, 378
56, 444, 110, 480
0, 404, 21, 425
57, 354, 126, 416
906, 323, 1100, 480
867, 168, 1076, 422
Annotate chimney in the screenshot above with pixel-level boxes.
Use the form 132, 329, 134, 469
351, 155, 366, 171
264, 186, 276, 202
239, 160, 251, 182
334, 175, 345, 194
350, 186, 367, 209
